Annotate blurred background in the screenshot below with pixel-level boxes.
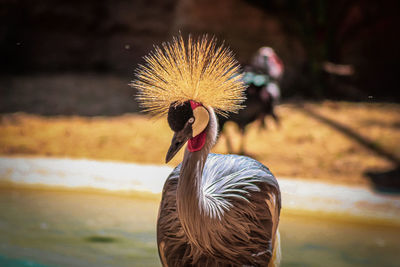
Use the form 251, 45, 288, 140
1, 0, 400, 114
1, 0, 400, 266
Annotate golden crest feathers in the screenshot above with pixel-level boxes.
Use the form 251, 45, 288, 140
131, 35, 246, 117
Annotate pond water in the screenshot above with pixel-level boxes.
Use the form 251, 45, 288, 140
0, 188, 399, 267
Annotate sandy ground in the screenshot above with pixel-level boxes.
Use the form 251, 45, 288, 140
1, 102, 399, 187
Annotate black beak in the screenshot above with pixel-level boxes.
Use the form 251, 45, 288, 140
165, 131, 190, 163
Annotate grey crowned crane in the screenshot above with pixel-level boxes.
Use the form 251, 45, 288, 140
132, 35, 281, 267
218, 47, 284, 155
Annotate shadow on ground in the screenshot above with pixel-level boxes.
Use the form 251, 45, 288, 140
299, 104, 400, 194
299, 105, 400, 166
365, 167, 400, 194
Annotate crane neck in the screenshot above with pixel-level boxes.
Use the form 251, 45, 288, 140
176, 107, 218, 251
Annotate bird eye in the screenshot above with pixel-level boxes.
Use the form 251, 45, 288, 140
188, 117, 194, 124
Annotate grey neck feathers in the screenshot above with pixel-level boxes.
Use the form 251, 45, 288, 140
176, 107, 219, 252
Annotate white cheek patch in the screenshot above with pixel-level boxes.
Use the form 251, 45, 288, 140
192, 106, 209, 137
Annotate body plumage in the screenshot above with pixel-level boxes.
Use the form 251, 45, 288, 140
158, 154, 281, 266
157, 107, 281, 266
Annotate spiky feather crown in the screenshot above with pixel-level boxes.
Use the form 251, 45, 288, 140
131, 35, 246, 117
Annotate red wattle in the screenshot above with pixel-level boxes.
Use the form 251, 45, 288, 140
188, 130, 207, 152
190, 100, 201, 110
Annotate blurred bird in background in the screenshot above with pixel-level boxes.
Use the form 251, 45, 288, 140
132, 35, 281, 266
218, 46, 284, 155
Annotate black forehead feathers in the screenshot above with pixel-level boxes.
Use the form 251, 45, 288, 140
167, 101, 193, 132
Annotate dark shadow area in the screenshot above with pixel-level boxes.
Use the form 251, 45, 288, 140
365, 167, 400, 194
1, 0, 399, 107
85, 235, 118, 243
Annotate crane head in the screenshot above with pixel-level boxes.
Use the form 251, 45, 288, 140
165, 100, 209, 163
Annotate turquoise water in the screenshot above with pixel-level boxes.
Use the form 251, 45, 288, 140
0, 255, 49, 267
0, 188, 399, 267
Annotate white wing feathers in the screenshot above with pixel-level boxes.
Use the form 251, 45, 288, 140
168, 153, 276, 220
199, 155, 274, 219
